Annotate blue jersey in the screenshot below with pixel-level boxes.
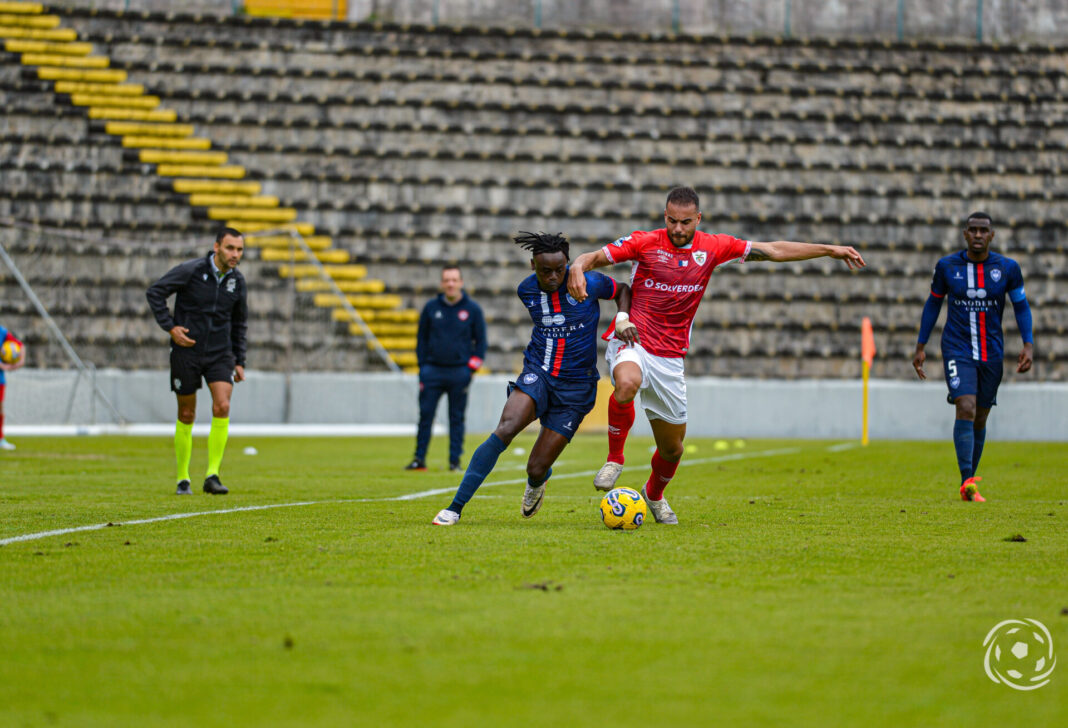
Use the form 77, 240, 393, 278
929, 251, 1025, 362
519, 270, 618, 381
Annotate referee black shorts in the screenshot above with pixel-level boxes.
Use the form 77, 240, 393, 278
170, 347, 235, 395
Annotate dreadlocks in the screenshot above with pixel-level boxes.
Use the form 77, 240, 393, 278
513, 231, 570, 260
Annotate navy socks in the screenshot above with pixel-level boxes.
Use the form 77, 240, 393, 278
953, 419, 975, 483
448, 433, 507, 513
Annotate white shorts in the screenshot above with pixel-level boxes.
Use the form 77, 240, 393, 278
606, 339, 687, 424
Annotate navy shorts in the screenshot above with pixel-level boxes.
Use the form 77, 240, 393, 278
170, 347, 235, 395
508, 366, 598, 442
943, 357, 1002, 408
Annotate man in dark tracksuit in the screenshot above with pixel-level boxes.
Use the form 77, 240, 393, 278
406, 266, 487, 472
147, 228, 248, 495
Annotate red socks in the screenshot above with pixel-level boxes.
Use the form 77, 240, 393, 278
606, 395, 635, 464
644, 449, 680, 501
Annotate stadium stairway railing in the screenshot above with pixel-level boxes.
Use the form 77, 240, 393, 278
0, 0, 420, 372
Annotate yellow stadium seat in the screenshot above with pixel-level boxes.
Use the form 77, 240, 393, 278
22, 52, 108, 67
0, 3, 45, 13
174, 179, 260, 195
0, 13, 59, 28
142, 150, 227, 165
208, 207, 296, 222
267, 249, 351, 265
369, 309, 419, 323
296, 277, 383, 292
4, 39, 91, 55
389, 352, 418, 367
373, 337, 418, 351
89, 108, 177, 122
108, 121, 193, 137
244, 234, 330, 249
367, 322, 418, 337
313, 293, 400, 309
72, 94, 159, 109
0, 26, 76, 41
189, 194, 277, 208
283, 264, 367, 280
157, 164, 245, 178
39, 67, 126, 83
56, 81, 144, 96
122, 136, 211, 150
232, 221, 313, 235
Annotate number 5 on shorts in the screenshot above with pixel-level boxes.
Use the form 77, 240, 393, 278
947, 360, 957, 378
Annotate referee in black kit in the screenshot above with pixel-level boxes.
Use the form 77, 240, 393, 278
405, 265, 486, 472
147, 228, 248, 495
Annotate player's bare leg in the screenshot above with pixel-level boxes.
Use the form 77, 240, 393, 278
522, 427, 569, 518
595, 360, 641, 491
642, 418, 685, 524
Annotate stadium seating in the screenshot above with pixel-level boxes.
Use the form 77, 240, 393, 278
1, 2, 1065, 379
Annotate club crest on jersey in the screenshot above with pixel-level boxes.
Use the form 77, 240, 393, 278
565, 293, 578, 306
522, 372, 538, 384
692, 251, 707, 266
226, 278, 236, 293
458, 309, 469, 321
990, 268, 1002, 282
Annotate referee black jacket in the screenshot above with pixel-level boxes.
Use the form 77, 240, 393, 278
146, 252, 249, 366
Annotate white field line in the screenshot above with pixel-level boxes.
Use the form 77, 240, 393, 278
0, 447, 801, 546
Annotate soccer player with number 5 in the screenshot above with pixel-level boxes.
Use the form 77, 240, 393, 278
567, 187, 865, 523
913, 212, 1034, 502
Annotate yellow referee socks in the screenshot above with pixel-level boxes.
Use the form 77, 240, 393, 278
206, 416, 229, 477
174, 420, 193, 483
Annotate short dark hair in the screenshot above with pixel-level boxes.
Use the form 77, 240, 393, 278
441, 265, 462, 277
216, 226, 243, 243
513, 231, 569, 260
666, 186, 700, 210
966, 211, 993, 226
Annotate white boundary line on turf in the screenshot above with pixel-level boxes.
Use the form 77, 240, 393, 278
0, 447, 801, 546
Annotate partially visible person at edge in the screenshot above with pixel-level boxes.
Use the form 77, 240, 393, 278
0, 323, 26, 451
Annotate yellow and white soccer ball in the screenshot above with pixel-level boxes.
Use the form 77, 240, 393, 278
599, 487, 647, 530
0, 340, 22, 365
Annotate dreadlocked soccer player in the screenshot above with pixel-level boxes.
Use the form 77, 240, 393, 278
432, 231, 635, 526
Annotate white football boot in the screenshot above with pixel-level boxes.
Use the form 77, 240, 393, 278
432, 509, 460, 526
641, 485, 678, 525
521, 483, 546, 518
593, 461, 624, 491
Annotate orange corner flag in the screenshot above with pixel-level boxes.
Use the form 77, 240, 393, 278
861, 317, 876, 366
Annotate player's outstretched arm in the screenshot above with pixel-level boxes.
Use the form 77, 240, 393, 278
567, 250, 612, 302
746, 241, 866, 269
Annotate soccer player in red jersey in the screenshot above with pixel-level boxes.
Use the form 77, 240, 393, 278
567, 187, 865, 523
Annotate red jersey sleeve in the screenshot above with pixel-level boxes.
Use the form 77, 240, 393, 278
706, 233, 751, 266
601, 231, 648, 264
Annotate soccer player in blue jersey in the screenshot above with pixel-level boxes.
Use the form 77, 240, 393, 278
432, 232, 634, 526
913, 212, 1034, 502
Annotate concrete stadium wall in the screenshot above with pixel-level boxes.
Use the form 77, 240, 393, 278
6, 369, 1067, 441
45, 0, 1068, 41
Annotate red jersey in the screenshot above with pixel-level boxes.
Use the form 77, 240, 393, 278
602, 229, 750, 358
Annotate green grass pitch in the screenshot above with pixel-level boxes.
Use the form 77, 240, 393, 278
1, 434, 1065, 726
